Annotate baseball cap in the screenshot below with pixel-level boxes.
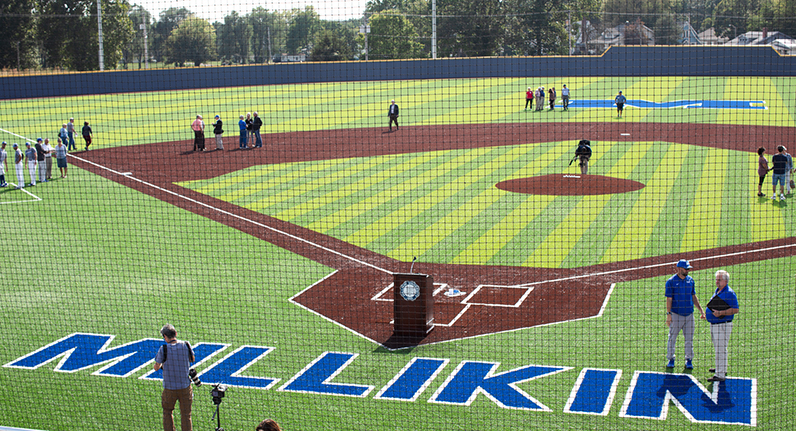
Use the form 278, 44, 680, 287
676, 259, 693, 269
25, 142, 31, 146
215, 115, 220, 118
37, 138, 43, 142
13, 143, 18, 148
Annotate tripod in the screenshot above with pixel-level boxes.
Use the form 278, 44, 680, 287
210, 397, 225, 431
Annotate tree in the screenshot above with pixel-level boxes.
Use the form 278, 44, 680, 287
165, 16, 217, 66
249, 7, 287, 63
152, 7, 191, 62
217, 11, 252, 64
437, 0, 505, 57
0, 0, 37, 69
602, 0, 681, 45
504, 0, 571, 56
285, 6, 321, 54
37, 0, 134, 70
365, 11, 424, 59
311, 29, 352, 61
126, 4, 152, 68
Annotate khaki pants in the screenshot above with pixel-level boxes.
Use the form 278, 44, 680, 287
162, 386, 192, 431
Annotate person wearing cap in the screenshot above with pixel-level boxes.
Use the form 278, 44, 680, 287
388, 100, 399, 132
615, 91, 627, 118
0, 141, 8, 187
252, 112, 263, 148
24, 142, 37, 187
561, 84, 570, 111
771, 145, 788, 201
34, 138, 47, 183
238, 115, 248, 149
705, 270, 739, 382
13, 143, 25, 189
42, 138, 54, 180
82, 121, 93, 151
66, 118, 77, 151
245, 113, 254, 145
153, 324, 195, 431
665, 259, 705, 370
212, 115, 224, 150
55, 138, 68, 178
191, 115, 205, 152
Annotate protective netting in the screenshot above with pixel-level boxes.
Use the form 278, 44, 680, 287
1, 5, 795, 431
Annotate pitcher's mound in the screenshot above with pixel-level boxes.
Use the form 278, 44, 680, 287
496, 174, 645, 196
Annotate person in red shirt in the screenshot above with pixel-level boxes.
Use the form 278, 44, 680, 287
191, 115, 205, 152
525, 87, 533, 110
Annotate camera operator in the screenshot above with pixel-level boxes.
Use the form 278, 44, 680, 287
575, 140, 592, 175
153, 324, 195, 431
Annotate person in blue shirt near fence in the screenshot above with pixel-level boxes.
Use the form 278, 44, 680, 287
153, 324, 195, 431
665, 259, 706, 370
705, 270, 739, 382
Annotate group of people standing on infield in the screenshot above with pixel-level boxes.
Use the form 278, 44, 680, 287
0, 118, 92, 190
757, 145, 795, 201
190, 112, 264, 152
525, 85, 570, 112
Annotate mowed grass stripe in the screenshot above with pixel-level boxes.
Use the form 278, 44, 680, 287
749, 151, 788, 241
343, 147, 501, 247
310, 151, 462, 236
285, 153, 421, 226
522, 141, 625, 267
680, 147, 730, 252
393, 144, 537, 260
455, 143, 564, 265
599, 142, 682, 264
242, 158, 359, 209
367, 146, 519, 256
565, 141, 664, 267
717, 150, 753, 247
415, 78, 521, 125
644, 145, 707, 257
183, 163, 300, 195
721, 76, 773, 126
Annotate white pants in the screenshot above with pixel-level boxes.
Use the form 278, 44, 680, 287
38, 160, 46, 182
667, 312, 695, 361
215, 134, 223, 150
27, 161, 37, 185
710, 321, 733, 378
15, 163, 24, 187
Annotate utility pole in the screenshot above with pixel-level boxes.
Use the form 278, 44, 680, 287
16, 41, 21, 70
432, 0, 437, 59
267, 27, 272, 63
97, 0, 105, 70
567, 10, 571, 55
140, 23, 149, 69
360, 17, 370, 61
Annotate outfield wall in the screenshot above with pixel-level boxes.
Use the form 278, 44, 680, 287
1, 46, 794, 100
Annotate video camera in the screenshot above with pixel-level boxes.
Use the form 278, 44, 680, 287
211, 384, 227, 405
188, 368, 202, 386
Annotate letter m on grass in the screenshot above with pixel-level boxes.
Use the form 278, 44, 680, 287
620, 371, 757, 426
4, 333, 163, 377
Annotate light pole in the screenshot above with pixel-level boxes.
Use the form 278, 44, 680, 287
432, 0, 437, 59
140, 23, 149, 69
360, 19, 370, 61
97, 0, 104, 70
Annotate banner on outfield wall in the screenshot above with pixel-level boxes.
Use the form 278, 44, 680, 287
4, 333, 757, 426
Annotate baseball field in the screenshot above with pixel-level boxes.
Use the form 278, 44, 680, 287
0, 73, 795, 430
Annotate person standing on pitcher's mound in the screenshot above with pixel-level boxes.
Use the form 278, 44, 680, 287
388, 99, 399, 132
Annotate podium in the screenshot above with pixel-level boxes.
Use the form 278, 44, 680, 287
393, 273, 434, 340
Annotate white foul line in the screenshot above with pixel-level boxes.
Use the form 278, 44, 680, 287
66, 153, 394, 276
1, 183, 42, 204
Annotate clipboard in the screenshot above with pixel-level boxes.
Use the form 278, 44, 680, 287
707, 295, 731, 311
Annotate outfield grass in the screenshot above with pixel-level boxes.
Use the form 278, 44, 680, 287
0, 76, 794, 430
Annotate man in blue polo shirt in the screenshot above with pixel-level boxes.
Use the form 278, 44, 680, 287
665, 259, 706, 369
705, 270, 739, 382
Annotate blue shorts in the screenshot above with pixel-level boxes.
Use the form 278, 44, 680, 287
772, 173, 786, 186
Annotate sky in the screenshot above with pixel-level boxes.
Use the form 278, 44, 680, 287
135, 0, 370, 22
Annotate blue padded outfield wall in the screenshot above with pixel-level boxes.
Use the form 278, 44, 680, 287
1, 46, 794, 100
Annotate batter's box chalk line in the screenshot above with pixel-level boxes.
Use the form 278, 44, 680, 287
0, 183, 42, 205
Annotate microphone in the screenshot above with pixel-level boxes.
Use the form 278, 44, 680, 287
410, 257, 417, 273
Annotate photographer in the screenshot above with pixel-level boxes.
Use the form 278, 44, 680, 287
575, 140, 592, 175
154, 324, 195, 431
